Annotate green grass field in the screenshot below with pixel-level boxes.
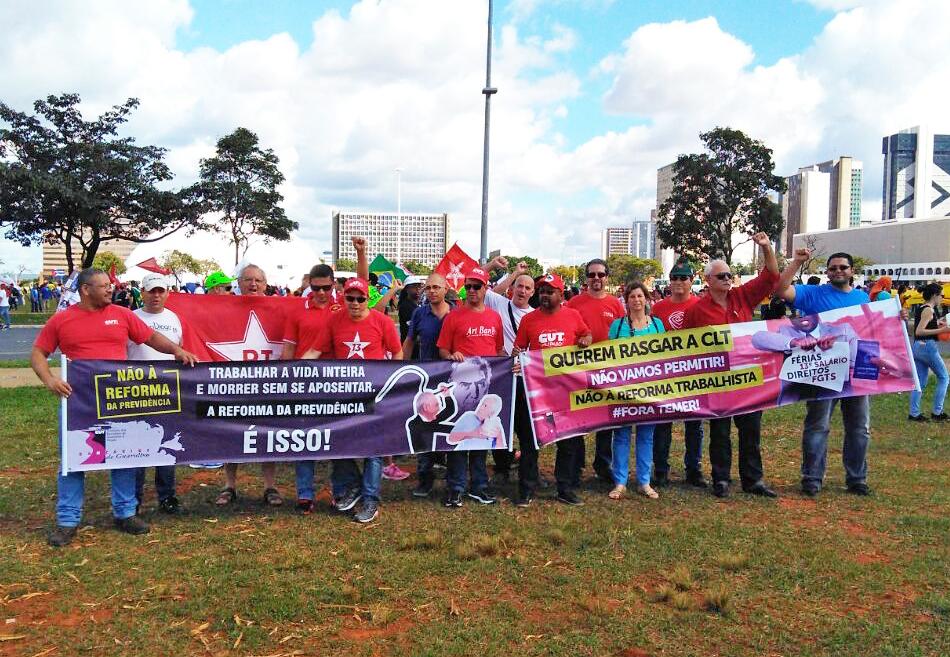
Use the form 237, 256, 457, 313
0, 385, 947, 657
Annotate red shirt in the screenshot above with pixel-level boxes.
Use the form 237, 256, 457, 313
683, 269, 778, 328
34, 304, 154, 360
437, 306, 504, 357
651, 296, 699, 331
283, 298, 342, 358
566, 293, 625, 343
514, 306, 591, 350
316, 310, 401, 360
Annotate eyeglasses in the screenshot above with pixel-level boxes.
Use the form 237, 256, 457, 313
587, 271, 608, 278
670, 275, 691, 282
424, 285, 443, 291
712, 273, 732, 281
826, 265, 851, 272
464, 282, 484, 291
310, 284, 333, 292
344, 295, 366, 304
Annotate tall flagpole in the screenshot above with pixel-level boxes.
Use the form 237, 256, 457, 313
479, 0, 497, 265
395, 167, 403, 264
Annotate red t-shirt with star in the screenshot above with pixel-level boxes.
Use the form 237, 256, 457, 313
436, 306, 504, 357
34, 304, 154, 360
316, 310, 402, 360
566, 293, 625, 343
514, 306, 590, 350
651, 296, 699, 331
283, 298, 342, 358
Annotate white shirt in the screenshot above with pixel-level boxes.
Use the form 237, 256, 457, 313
484, 288, 532, 355
127, 308, 183, 360
0, 289, 8, 308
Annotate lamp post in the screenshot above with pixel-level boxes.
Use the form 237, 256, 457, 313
479, 0, 497, 264
395, 167, 403, 264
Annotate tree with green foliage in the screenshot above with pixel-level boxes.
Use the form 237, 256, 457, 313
851, 256, 873, 275
91, 251, 126, 276
657, 127, 786, 265
0, 93, 204, 272
334, 258, 357, 273
499, 255, 543, 278
160, 250, 221, 285
198, 127, 298, 265
402, 259, 433, 275
551, 264, 583, 286
605, 255, 663, 285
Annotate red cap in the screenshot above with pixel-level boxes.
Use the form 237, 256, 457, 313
466, 267, 489, 284
343, 278, 369, 296
537, 272, 565, 291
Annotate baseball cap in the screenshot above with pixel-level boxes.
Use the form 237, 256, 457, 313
203, 271, 234, 290
669, 258, 694, 277
404, 275, 426, 287
537, 272, 565, 291
343, 278, 370, 296
465, 267, 489, 284
141, 273, 169, 291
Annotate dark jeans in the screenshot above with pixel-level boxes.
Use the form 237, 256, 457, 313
446, 450, 489, 493
555, 437, 584, 494
513, 379, 540, 497
135, 466, 176, 504
708, 411, 764, 490
593, 430, 613, 476
653, 420, 705, 477
492, 448, 514, 473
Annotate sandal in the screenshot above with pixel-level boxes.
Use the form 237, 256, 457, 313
262, 488, 284, 507
608, 485, 626, 500
637, 484, 659, 499
215, 487, 237, 506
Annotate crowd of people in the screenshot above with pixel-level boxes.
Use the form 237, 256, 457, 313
27, 234, 949, 547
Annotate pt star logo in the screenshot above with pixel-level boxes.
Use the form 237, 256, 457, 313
206, 310, 284, 361
445, 261, 465, 289
343, 331, 370, 359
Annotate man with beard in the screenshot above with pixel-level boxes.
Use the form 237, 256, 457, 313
566, 259, 625, 482
513, 273, 592, 506
775, 250, 874, 497
649, 258, 706, 488
437, 266, 505, 508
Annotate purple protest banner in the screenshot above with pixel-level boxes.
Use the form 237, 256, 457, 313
61, 356, 515, 473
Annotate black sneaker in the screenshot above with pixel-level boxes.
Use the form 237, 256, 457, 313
801, 484, 820, 497
513, 493, 534, 508
684, 471, 707, 488
908, 414, 930, 422
443, 490, 463, 508
651, 474, 670, 488
467, 489, 496, 505
296, 498, 315, 515
334, 488, 362, 513
114, 515, 150, 535
556, 490, 584, 506
158, 496, 182, 514
354, 500, 379, 524
47, 525, 78, 547
743, 483, 778, 498
932, 413, 949, 422
712, 481, 730, 498
847, 482, 871, 496
411, 482, 433, 498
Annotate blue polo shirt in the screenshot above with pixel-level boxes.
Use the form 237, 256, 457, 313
792, 284, 869, 314
407, 302, 453, 361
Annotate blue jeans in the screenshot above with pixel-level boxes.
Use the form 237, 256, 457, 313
295, 461, 316, 500
0, 306, 9, 328
611, 424, 656, 486
57, 469, 138, 527
446, 450, 488, 493
910, 340, 949, 416
801, 396, 870, 488
135, 466, 176, 503
652, 421, 704, 477
330, 458, 383, 501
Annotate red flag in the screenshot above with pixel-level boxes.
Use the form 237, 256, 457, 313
135, 257, 171, 275
108, 264, 120, 286
434, 243, 479, 291
165, 293, 298, 362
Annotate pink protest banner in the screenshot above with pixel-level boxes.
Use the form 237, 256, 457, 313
520, 300, 918, 446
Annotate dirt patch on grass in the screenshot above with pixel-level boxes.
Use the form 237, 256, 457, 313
0, 465, 55, 477
338, 615, 414, 641
851, 551, 891, 565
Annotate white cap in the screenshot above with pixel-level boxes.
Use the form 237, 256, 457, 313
404, 275, 426, 286
141, 273, 169, 291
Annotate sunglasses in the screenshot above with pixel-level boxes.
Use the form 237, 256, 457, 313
587, 271, 607, 278
310, 284, 333, 292
344, 295, 367, 304
826, 265, 851, 272
464, 282, 484, 291
670, 275, 691, 282
712, 273, 732, 281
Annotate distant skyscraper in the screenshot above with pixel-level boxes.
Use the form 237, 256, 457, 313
631, 218, 655, 259
881, 125, 950, 221
601, 227, 633, 260
332, 211, 450, 267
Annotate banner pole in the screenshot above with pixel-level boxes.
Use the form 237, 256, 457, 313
898, 299, 921, 392
60, 354, 68, 476
507, 362, 516, 452
518, 352, 540, 449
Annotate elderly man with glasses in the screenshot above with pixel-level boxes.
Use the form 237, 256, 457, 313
682, 233, 783, 499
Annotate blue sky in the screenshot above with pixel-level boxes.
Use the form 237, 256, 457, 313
2, 0, 947, 275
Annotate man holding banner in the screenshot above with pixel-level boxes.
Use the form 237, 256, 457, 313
683, 233, 780, 499
31, 268, 198, 547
